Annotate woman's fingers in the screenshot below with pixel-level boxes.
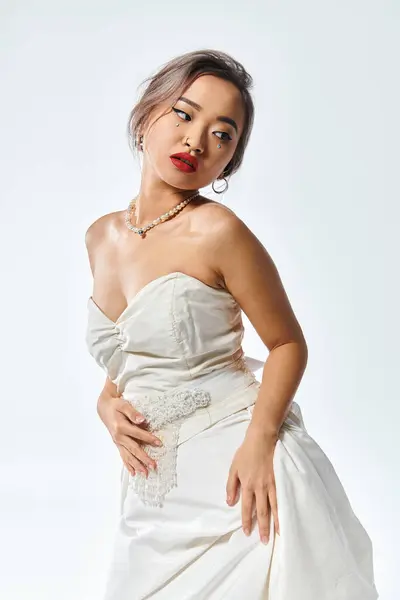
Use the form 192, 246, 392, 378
255, 486, 271, 544
240, 485, 278, 544
118, 446, 135, 476
118, 445, 148, 477
241, 486, 255, 536
112, 412, 162, 448
268, 484, 280, 536
120, 400, 162, 446
119, 400, 147, 425
117, 434, 157, 474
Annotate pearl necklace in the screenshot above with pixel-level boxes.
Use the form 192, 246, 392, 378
124, 191, 200, 237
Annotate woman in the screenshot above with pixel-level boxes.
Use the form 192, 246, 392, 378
85, 49, 378, 599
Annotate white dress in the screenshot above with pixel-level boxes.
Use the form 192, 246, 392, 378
85, 271, 378, 600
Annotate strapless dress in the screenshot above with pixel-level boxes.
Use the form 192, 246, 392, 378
86, 271, 378, 600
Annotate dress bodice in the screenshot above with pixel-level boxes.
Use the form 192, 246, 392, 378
85, 271, 292, 508
85, 271, 256, 397
86, 271, 265, 507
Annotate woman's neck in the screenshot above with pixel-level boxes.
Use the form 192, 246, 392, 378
133, 178, 198, 225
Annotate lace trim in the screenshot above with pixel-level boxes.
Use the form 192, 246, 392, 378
126, 388, 211, 508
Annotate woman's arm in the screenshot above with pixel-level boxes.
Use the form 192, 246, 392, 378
97, 376, 122, 424
212, 211, 308, 436
209, 208, 307, 542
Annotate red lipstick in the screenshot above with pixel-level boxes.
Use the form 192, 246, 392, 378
170, 152, 198, 173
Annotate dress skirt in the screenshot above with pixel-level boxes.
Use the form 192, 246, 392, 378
102, 398, 378, 600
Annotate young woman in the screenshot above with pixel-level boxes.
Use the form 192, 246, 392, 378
85, 49, 378, 599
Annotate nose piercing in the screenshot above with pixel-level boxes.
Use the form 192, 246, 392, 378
176, 123, 180, 127
217, 144, 221, 149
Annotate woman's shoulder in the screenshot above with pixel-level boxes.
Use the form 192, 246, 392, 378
85, 210, 124, 249
84, 211, 124, 276
191, 195, 243, 231
192, 196, 249, 244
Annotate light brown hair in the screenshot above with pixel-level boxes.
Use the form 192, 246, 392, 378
127, 49, 255, 180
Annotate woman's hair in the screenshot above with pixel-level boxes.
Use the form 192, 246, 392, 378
127, 49, 255, 180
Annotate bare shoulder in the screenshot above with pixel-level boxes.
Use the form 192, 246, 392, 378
85, 210, 123, 249
191, 196, 244, 234
189, 197, 264, 289
194, 198, 280, 290
85, 210, 124, 275
192, 197, 255, 249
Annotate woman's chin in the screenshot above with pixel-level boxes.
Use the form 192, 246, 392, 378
159, 172, 204, 191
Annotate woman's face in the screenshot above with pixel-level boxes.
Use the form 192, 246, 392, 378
140, 74, 246, 191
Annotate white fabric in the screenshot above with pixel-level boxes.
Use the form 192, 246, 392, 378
86, 271, 378, 599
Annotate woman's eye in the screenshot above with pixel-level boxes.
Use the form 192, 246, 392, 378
172, 107, 191, 121
215, 131, 232, 142
172, 108, 232, 142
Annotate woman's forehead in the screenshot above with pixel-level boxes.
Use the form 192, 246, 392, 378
185, 75, 242, 106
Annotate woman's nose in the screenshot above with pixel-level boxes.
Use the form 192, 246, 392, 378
184, 132, 206, 154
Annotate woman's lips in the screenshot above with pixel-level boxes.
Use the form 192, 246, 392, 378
170, 153, 198, 173
170, 157, 196, 173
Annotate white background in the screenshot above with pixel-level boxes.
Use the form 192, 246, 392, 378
0, 1, 397, 598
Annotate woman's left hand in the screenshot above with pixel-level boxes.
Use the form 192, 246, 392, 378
225, 425, 280, 544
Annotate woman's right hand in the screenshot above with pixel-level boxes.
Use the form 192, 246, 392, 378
97, 389, 163, 478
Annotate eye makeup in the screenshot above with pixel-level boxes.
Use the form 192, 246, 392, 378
172, 107, 233, 142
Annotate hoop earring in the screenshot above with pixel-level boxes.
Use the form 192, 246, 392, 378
212, 176, 229, 194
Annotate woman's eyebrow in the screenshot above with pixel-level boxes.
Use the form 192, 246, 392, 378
177, 96, 238, 134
